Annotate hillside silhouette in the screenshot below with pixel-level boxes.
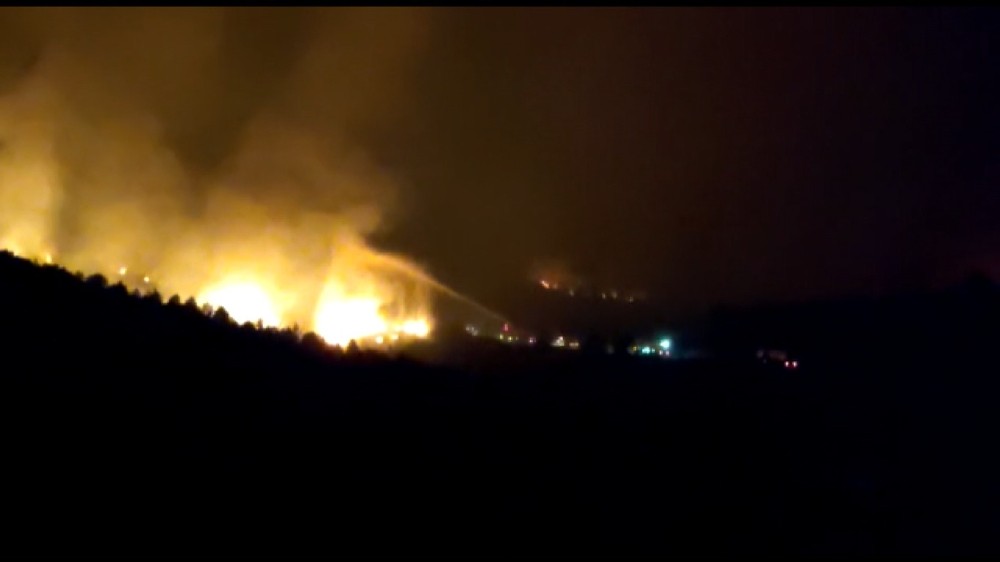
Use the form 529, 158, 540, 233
1, 250, 998, 556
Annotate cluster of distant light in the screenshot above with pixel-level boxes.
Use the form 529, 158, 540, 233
465, 322, 674, 356
628, 338, 672, 357
550, 334, 581, 349
537, 279, 644, 303
466, 322, 575, 349
757, 348, 800, 370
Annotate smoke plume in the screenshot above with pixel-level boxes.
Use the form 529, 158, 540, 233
0, 8, 439, 343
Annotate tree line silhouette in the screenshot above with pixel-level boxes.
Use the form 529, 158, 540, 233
0, 249, 998, 557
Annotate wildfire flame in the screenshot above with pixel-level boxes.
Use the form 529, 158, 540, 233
314, 295, 387, 346
400, 319, 431, 338
0, 15, 445, 350
186, 251, 434, 346
2, 207, 438, 348
1, 244, 438, 348
310, 263, 433, 347
197, 279, 283, 328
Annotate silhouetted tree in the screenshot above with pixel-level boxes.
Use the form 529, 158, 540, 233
85, 273, 108, 289
168, 295, 181, 306
276, 327, 298, 345
108, 282, 129, 298
212, 306, 232, 325
2, 247, 1000, 558
301, 331, 324, 351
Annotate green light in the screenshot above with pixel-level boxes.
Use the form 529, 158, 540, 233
659, 338, 672, 349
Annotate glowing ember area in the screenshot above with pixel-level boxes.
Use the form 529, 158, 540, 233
197, 280, 282, 327
2, 237, 439, 350
2, 236, 439, 349
314, 295, 389, 346
400, 319, 430, 338
1, 240, 56, 266
312, 282, 432, 347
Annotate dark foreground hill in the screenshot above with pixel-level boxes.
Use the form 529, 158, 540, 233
1, 250, 998, 557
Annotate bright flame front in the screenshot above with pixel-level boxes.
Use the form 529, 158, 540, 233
312, 281, 432, 347
198, 280, 282, 327
400, 319, 431, 338
314, 295, 389, 346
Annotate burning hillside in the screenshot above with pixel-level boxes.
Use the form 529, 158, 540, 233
0, 8, 440, 348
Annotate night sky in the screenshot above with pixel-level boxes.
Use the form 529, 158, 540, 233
2, 8, 998, 318
376, 8, 1000, 315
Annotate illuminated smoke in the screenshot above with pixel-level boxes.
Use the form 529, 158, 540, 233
0, 8, 442, 346
0, 59, 61, 259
